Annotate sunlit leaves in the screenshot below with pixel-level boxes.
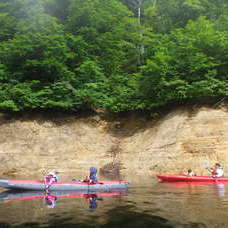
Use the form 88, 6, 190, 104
140, 17, 228, 107
0, 0, 228, 112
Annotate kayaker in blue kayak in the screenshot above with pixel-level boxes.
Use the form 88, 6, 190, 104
207, 163, 224, 177
74, 167, 98, 183
44, 171, 58, 189
89, 167, 98, 184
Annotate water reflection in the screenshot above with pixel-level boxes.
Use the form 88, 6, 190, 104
158, 181, 227, 198
0, 189, 127, 210
2, 181, 228, 227
45, 191, 57, 208
85, 194, 103, 210
214, 183, 225, 198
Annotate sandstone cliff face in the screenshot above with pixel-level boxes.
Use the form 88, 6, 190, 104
0, 106, 228, 180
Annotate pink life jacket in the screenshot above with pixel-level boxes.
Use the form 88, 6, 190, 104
44, 175, 55, 187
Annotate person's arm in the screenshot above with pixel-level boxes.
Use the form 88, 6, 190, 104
206, 167, 213, 173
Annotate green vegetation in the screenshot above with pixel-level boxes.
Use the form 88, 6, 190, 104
0, 0, 228, 112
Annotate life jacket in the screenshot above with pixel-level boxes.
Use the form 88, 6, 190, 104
44, 174, 57, 188
212, 168, 217, 176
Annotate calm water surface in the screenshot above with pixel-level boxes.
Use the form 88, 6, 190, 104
0, 178, 228, 228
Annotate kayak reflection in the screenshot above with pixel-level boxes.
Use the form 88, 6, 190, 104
158, 181, 227, 198
214, 182, 225, 197
45, 191, 57, 208
0, 189, 127, 209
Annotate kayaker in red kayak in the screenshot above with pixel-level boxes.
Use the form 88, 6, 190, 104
207, 163, 224, 177
185, 169, 196, 176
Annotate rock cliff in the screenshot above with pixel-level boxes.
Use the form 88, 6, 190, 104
0, 105, 228, 180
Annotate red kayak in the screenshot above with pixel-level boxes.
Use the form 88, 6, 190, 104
157, 174, 228, 182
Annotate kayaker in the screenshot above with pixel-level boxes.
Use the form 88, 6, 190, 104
186, 169, 196, 176
207, 163, 224, 177
44, 171, 58, 189
83, 176, 90, 183
89, 167, 98, 184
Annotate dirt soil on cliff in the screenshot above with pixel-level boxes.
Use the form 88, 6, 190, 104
0, 105, 228, 180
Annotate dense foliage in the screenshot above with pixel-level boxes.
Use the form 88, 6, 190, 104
0, 0, 228, 112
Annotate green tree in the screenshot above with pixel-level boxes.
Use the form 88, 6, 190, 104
140, 17, 228, 108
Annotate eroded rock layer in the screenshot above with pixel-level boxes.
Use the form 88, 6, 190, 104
0, 106, 228, 179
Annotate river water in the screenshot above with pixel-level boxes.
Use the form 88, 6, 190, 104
0, 177, 228, 228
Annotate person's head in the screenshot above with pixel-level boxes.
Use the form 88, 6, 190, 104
48, 171, 56, 176
187, 169, 192, 173
215, 163, 221, 168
